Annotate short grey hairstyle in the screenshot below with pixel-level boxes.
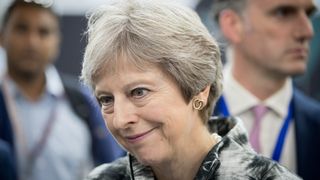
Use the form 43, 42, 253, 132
81, 0, 223, 123
211, 0, 248, 24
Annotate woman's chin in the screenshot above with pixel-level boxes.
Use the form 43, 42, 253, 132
134, 151, 168, 166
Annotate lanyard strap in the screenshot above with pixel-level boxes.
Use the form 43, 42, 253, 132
271, 99, 293, 162
218, 96, 294, 162
24, 97, 60, 177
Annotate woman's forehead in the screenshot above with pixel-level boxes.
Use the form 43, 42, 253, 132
98, 55, 160, 78
109, 53, 158, 70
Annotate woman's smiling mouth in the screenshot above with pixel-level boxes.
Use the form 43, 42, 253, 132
125, 127, 158, 143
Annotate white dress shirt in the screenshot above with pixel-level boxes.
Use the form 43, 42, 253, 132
222, 64, 297, 173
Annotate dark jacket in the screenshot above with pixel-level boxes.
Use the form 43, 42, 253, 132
0, 139, 16, 180
85, 117, 300, 180
214, 88, 320, 180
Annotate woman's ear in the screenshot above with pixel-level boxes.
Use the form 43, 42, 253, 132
196, 85, 211, 106
218, 9, 244, 44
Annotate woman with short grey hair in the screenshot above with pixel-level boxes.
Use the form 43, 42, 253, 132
81, 0, 223, 123
81, 0, 300, 179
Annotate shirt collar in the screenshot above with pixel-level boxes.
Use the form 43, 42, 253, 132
4, 65, 65, 99
45, 65, 65, 98
264, 78, 292, 118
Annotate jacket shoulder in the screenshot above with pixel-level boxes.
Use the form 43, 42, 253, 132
59, 73, 94, 121
293, 88, 320, 122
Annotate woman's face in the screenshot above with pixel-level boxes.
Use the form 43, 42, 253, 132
94, 59, 202, 165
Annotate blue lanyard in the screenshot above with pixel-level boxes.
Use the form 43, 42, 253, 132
271, 99, 293, 162
218, 96, 294, 162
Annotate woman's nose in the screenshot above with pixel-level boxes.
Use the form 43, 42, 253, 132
112, 99, 139, 130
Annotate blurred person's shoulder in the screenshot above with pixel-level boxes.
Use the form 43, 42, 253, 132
59, 73, 83, 91
293, 88, 320, 119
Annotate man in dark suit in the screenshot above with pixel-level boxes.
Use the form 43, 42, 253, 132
211, 0, 320, 179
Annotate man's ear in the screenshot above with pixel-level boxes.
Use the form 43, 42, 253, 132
218, 9, 244, 44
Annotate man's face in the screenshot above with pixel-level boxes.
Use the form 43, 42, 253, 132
235, 0, 316, 77
0, 5, 60, 77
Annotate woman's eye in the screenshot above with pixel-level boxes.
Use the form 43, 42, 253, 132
131, 88, 149, 98
98, 96, 113, 106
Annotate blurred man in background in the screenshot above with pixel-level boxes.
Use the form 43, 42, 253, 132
0, 1, 125, 180
211, 0, 320, 179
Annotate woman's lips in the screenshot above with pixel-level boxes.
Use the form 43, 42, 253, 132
125, 127, 157, 143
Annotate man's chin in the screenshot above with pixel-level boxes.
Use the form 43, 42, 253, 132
290, 69, 306, 78
15, 68, 43, 80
